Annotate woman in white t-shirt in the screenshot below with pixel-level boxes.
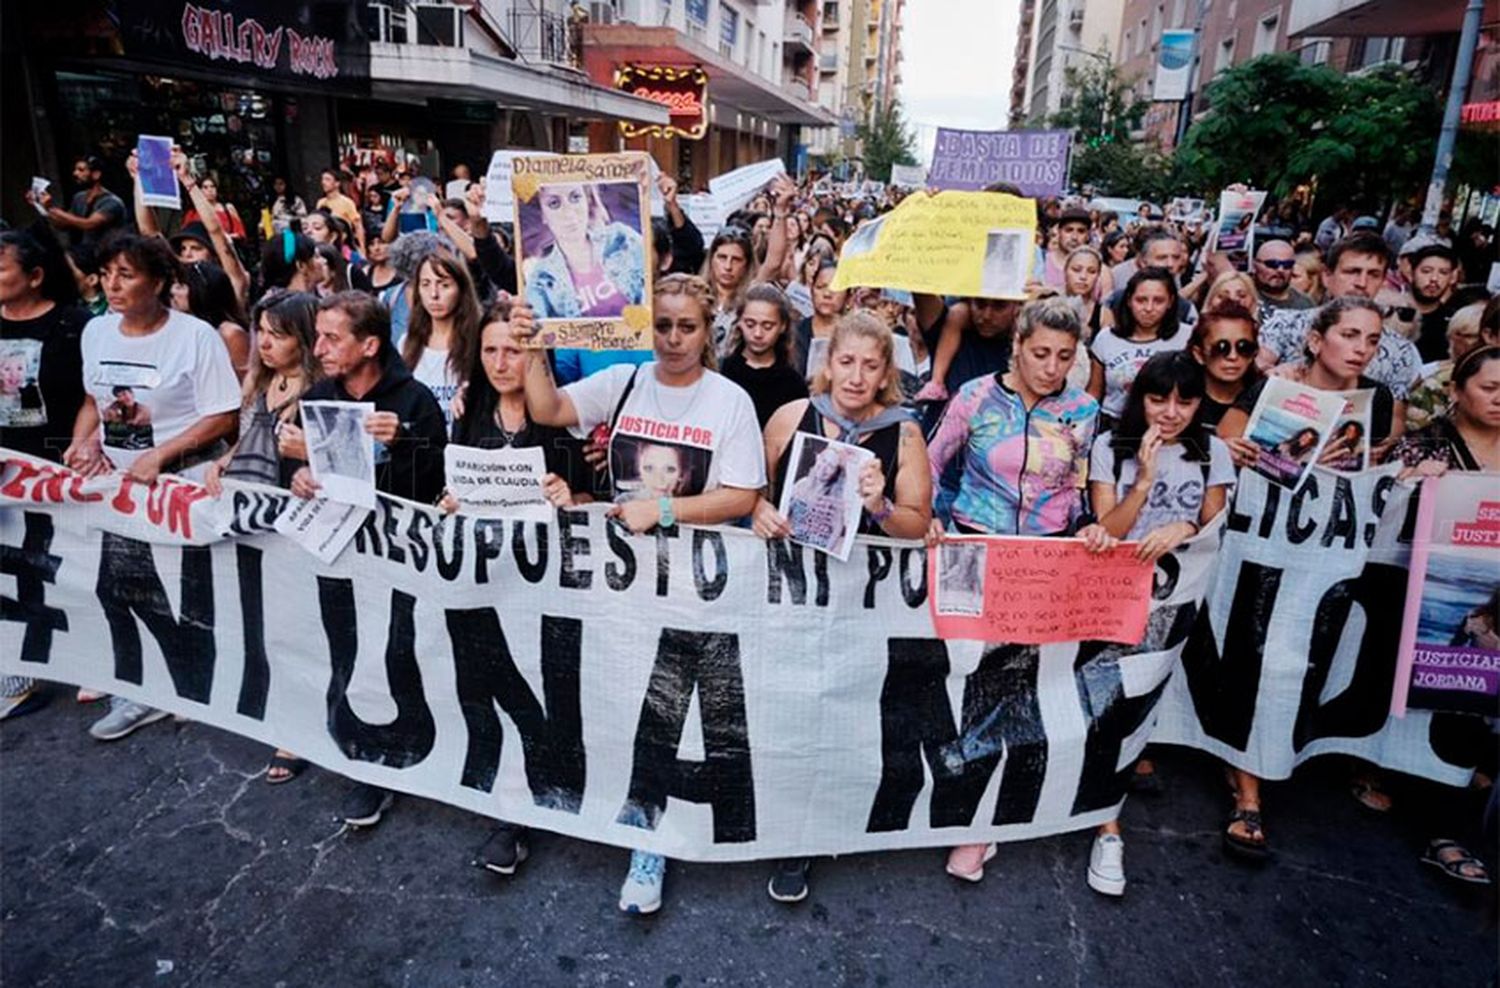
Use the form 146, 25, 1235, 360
62, 233, 241, 744
65, 234, 240, 487
401, 251, 481, 426
1089, 267, 1190, 425
1076, 350, 1233, 900
520, 272, 765, 917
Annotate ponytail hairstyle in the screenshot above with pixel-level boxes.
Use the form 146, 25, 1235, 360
1303, 295, 1383, 363
259, 230, 316, 291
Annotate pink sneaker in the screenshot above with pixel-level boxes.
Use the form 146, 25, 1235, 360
945, 843, 997, 882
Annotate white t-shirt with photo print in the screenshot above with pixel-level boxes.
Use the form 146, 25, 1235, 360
81, 308, 241, 477
1088, 430, 1235, 541
563, 362, 766, 501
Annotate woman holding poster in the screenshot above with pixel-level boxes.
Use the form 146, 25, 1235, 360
1215, 296, 1402, 857
753, 309, 932, 903
1078, 351, 1234, 896
523, 182, 645, 320
1389, 345, 1500, 887
926, 297, 1099, 884
519, 272, 764, 916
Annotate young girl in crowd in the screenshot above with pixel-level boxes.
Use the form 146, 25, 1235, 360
181, 176, 246, 242
754, 309, 933, 903
173, 260, 250, 378
720, 283, 808, 427
785, 235, 835, 320
792, 257, 847, 375
519, 272, 765, 916
925, 296, 1099, 881
1077, 350, 1234, 897
1063, 245, 1104, 389
1090, 267, 1188, 427
704, 176, 795, 349
258, 231, 319, 298
403, 251, 483, 426
1190, 301, 1261, 427
203, 291, 322, 783
312, 243, 352, 296
1217, 296, 1402, 857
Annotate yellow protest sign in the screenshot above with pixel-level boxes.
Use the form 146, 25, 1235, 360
830, 192, 1037, 299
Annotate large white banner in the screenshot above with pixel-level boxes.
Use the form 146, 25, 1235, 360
2, 452, 1219, 862
1154, 467, 1475, 786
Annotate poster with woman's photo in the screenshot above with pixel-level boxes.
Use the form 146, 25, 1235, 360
1393, 472, 1500, 717
1324, 389, 1373, 474
935, 540, 987, 616
1242, 377, 1346, 490
513, 152, 653, 351
301, 400, 377, 508
979, 229, 1028, 299
777, 432, 873, 562
610, 432, 713, 505
1207, 189, 1266, 270
0, 339, 47, 427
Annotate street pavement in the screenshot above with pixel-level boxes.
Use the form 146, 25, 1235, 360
2, 688, 1494, 987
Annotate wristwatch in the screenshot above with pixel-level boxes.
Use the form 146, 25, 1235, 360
658, 496, 676, 528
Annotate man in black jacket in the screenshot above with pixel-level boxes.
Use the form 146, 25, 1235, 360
286, 290, 446, 829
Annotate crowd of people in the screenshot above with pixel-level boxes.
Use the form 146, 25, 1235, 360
3, 146, 1498, 916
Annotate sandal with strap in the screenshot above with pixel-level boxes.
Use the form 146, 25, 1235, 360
1421, 839, 1493, 886
1223, 808, 1270, 862
265, 753, 310, 785
1351, 778, 1393, 813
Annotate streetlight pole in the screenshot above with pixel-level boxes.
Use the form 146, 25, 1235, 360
1420, 0, 1485, 234
1173, 0, 1210, 149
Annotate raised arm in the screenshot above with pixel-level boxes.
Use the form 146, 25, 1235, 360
754, 175, 797, 284
174, 150, 250, 304
125, 151, 161, 237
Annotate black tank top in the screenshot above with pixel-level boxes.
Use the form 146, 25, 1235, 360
772, 401, 902, 535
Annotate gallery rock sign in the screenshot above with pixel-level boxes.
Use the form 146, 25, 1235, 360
616, 65, 710, 140
179, 2, 339, 78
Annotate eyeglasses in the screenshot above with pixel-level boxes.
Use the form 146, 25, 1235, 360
1257, 259, 1296, 271
1208, 338, 1259, 358
1382, 304, 1417, 321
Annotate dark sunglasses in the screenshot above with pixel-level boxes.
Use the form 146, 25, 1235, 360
1258, 259, 1296, 271
1208, 338, 1259, 358
1382, 304, 1417, 322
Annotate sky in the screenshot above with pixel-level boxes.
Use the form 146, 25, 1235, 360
900, 0, 1018, 162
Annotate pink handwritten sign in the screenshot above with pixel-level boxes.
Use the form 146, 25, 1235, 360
928, 536, 1154, 645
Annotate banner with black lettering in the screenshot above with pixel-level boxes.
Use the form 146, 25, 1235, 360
1153, 467, 1476, 786
1, 452, 1219, 861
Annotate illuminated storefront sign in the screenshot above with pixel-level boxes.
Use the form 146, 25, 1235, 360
615, 64, 709, 139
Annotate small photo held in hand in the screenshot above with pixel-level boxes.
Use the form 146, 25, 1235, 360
301, 400, 377, 508
980, 229, 1028, 299
935, 540, 987, 617
0, 338, 47, 427
778, 431, 873, 562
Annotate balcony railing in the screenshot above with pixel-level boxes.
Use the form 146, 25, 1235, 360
509, 6, 582, 70
785, 13, 815, 51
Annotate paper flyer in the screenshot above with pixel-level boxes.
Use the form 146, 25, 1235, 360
777, 431, 874, 562
1241, 377, 1346, 490
1324, 389, 1373, 474
300, 400, 377, 508
1207, 189, 1266, 271
513, 152, 654, 351
443, 444, 550, 518
136, 135, 181, 209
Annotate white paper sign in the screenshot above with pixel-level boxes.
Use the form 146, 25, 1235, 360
443, 444, 548, 518
888, 164, 927, 189
708, 158, 786, 219
272, 496, 368, 563
445, 179, 470, 201
301, 400, 377, 508
483, 149, 558, 222
682, 193, 724, 242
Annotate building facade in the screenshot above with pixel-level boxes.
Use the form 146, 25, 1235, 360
1020, 0, 1127, 125
803, 0, 904, 176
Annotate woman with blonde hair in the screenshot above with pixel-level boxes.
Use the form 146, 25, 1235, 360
519, 271, 765, 916
1202, 270, 1261, 320
753, 307, 933, 903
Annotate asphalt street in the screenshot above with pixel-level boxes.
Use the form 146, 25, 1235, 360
1, 688, 1494, 988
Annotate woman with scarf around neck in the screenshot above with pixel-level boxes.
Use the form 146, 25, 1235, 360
752, 309, 931, 903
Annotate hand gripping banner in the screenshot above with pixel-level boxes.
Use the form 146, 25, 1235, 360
0, 450, 1391, 860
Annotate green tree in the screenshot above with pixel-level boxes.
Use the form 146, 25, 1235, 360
857, 101, 918, 182
1069, 141, 1177, 201
1048, 55, 1146, 145
1177, 54, 1440, 209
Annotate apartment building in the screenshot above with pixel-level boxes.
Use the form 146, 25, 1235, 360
1018, 0, 1128, 125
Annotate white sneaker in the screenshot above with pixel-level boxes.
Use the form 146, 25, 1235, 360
618, 850, 666, 914
1087, 833, 1126, 897
88, 698, 169, 741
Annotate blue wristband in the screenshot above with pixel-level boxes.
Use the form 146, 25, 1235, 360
658, 496, 676, 528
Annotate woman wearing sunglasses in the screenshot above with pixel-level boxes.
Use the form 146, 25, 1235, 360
1189, 300, 1261, 429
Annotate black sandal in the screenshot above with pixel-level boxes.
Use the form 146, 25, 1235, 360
1224, 808, 1270, 861
1421, 840, 1492, 886
265, 754, 309, 785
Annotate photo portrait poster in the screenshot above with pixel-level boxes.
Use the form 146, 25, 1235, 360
513, 152, 654, 351
1242, 377, 1345, 490
301, 400, 376, 508
136, 135, 180, 209
777, 432, 874, 562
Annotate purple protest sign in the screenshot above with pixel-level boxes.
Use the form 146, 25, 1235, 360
928, 128, 1071, 197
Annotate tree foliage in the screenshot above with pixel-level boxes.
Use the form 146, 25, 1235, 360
857, 101, 918, 182
1048, 56, 1146, 144
1176, 54, 1440, 208
1069, 142, 1177, 201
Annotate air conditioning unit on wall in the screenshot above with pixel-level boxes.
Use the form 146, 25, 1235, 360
414, 3, 465, 46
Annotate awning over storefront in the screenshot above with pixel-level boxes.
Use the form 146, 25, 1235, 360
368, 42, 669, 124
581, 23, 836, 127
1289, 0, 1500, 37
